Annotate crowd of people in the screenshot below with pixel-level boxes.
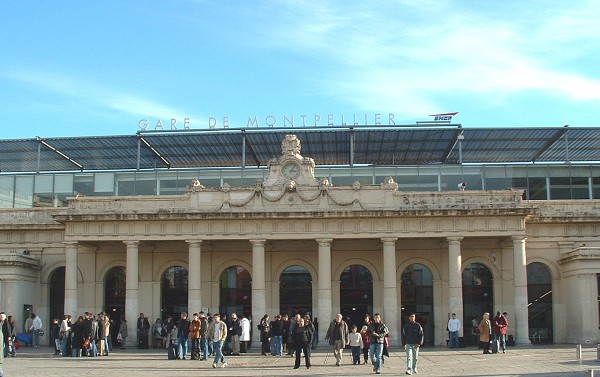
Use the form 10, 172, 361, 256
0, 308, 512, 376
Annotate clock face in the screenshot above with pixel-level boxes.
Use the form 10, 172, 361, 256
281, 162, 301, 180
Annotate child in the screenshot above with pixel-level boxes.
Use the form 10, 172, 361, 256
167, 324, 179, 360
348, 325, 364, 365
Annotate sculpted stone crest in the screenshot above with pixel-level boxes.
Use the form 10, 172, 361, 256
281, 134, 301, 157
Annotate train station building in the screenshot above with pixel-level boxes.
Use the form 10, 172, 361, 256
0, 125, 599, 346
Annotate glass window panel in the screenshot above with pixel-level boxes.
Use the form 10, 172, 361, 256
94, 173, 115, 193
34, 175, 53, 193
0, 175, 14, 208
54, 174, 73, 193
549, 177, 571, 200
73, 174, 94, 196
529, 177, 547, 200
14, 175, 34, 208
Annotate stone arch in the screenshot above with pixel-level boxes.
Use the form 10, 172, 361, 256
41, 261, 83, 284
397, 258, 441, 281
273, 259, 317, 282
527, 257, 560, 280
98, 260, 126, 282
334, 258, 380, 281
212, 260, 252, 282
154, 259, 188, 281
461, 257, 499, 277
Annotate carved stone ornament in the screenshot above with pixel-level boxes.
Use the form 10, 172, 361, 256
187, 179, 205, 192
319, 177, 332, 189
281, 134, 301, 157
381, 176, 399, 191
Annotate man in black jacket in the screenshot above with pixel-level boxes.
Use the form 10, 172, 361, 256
177, 312, 190, 359
137, 313, 150, 349
402, 313, 424, 375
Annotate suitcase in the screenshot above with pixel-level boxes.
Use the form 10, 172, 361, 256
490, 339, 499, 354
168, 343, 179, 360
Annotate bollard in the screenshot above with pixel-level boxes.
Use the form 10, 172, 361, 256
577, 344, 582, 360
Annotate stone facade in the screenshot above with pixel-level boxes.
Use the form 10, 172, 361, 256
0, 136, 599, 347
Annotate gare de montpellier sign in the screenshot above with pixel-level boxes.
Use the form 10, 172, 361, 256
138, 113, 401, 131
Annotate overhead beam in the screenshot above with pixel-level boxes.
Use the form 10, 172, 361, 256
36, 137, 83, 171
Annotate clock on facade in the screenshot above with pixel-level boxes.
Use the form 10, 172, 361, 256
281, 161, 301, 180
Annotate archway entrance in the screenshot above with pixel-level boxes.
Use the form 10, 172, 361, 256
280, 265, 312, 316
462, 263, 494, 330
48, 267, 65, 346
104, 266, 126, 344
161, 266, 188, 319
527, 262, 553, 343
219, 266, 251, 318
339, 264, 373, 329
401, 263, 434, 345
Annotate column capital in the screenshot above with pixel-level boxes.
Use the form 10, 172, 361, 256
249, 239, 266, 246
316, 238, 333, 246
511, 235, 527, 242
447, 236, 463, 244
123, 240, 140, 247
185, 239, 203, 245
381, 237, 398, 245
63, 241, 79, 247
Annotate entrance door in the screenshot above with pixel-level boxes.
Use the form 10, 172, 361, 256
48, 267, 65, 346
219, 266, 252, 319
339, 264, 373, 329
161, 266, 189, 319
104, 266, 126, 344
280, 265, 312, 316
462, 262, 494, 343
401, 263, 434, 345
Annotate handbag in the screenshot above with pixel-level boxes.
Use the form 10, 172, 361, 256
117, 333, 123, 342
38, 329, 45, 336
83, 337, 91, 349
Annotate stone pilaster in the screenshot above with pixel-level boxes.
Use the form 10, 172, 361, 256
447, 237, 464, 336
317, 238, 333, 341
125, 241, 139, 348
382, 238, 398, 345
187, 240, 202, 313
251, 239, 266, 344
64, 242, 79, 317
512, 236, 530, 345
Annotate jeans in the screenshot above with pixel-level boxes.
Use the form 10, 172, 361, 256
178, 336, 188, 358
212, 340, 226, 365
406, 344, 420, 372
273, 335, 283, 356
370, 343, 383, 370
449, 331, 460, 348
351, 346, 361, 364
496, 333, 506, 351
32, 329, 41, 346
311, 331, 318, 349
201, 336, 208, 360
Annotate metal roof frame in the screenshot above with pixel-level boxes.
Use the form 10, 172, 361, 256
1, 125, 599, 173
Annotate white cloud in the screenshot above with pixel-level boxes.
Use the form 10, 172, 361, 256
2, 68, 205, 121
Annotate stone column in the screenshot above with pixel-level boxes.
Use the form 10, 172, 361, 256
381, 238, 399, 344
64, 242, 79, 316
512, 236, 530, 345
125, 241, 139, 347
447, 237, 464, 336
317, 238, 333, 341
251, 239, 266, 344
187, 240, 202, 313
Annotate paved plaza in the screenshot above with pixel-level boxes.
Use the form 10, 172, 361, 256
3, 345, 600, 377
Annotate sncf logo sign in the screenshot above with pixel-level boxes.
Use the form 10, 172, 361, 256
430, 112, 458, 122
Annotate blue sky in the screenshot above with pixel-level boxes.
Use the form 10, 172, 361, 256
2, 0, 599, 139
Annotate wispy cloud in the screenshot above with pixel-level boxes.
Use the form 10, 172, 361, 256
249, 0, 600, 114
2, 68, 205, 121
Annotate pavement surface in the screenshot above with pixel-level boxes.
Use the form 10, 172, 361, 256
3, 344, 600, 377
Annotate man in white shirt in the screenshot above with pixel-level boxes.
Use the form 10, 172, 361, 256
447, 313, 461, 349
29, 313, 43, 348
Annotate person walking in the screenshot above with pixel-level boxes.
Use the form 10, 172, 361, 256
189, 313, 201, 360
494, 311, 509, 353
137, 313, 150, 349
207, 313, 228, 368
325, 313, 349, 366
292, 317, 312, 369
240, 314, 250, 353
367, 313, 388, 374
478, 312, 492, 354
447, 313, 461, 348
29, 313, 43, 348
118, 319, 128, 350
402, 313, 424, 375
258, 314, 270, 356
177, 312, 190, 359
349, 325, 363, 365
199, 311, 209, 361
